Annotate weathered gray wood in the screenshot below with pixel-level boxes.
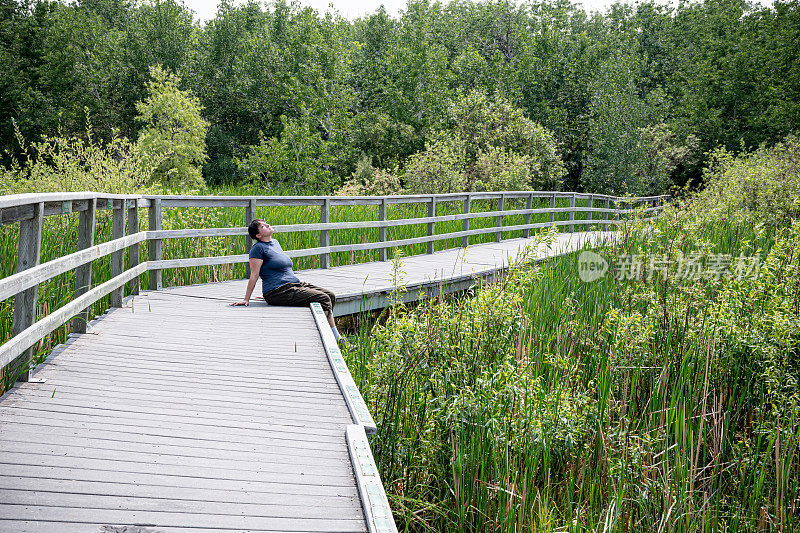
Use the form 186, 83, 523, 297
347, 425, 397, 533
0, 191, 666, 226
0, 405, 347, 443
587, 194, 594, 229
245, 198, 257, 279
0, 488, 363, 520
0, 233, 146, 303
569, 193, 576, 233
427, 196, 436, 254
150, 254, 248, 269
8, 387, 351, 426
0, 505, 368, 531
0, 463, 356, 497
149, 227, 244, 239
143, 206, 622, 239
148, 198, 162, 290
378, 198, 387, 262
9, 202, 44, 382
0, 277, 376, 530
109, 204, 126, 307
0, 439, 353, 475
549, 193, 556, 225
320, 197, 330, 269
0, 264, 147, 370
523, 193, 533, 238
0, 476, 358, 508
0, 193, 137, 225
310, 303, 376, 433
462, 195, 471, 247
72, 198, 96, 334
495, 193, 504, 243
0, 425, 347, 464
127, 201, 140, 295
0, 192, 132, 210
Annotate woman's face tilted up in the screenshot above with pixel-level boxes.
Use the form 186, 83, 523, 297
256, 221, 274, 242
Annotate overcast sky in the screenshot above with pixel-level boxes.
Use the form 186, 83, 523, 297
183, 0, 677, 24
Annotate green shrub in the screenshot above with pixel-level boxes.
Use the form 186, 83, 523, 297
336, 154, 403, 195
0, 117, 155, 194
698, 134, 800, 228
404, 90, 566, 194
403, 134, 467, 194
135, 65, 209, 191
235, 114, 334, 191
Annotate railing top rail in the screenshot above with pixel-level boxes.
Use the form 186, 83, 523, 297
0, 192, 140, 210
0, 191, 671, 218
139, 191, 670, 203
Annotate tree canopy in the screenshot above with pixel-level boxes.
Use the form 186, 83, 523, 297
1, 0, 798, 194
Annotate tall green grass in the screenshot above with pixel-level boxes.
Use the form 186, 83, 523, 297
345, 206, 799, 531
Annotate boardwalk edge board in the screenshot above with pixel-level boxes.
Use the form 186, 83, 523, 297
347, 424, 398, 533
310, 302, 377, 434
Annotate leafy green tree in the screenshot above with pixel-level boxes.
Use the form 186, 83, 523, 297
135, 64, 209, 189
236, 114, 333, 190
634, 123, 698, 195
581, 51, 657, 195
441, 89, 566, 190
349, 111, 420, 169
404, 134, 466, 194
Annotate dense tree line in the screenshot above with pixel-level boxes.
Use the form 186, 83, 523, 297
1, 0, 798, 194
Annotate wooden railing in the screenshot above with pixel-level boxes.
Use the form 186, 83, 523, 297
0, 190, 668, 383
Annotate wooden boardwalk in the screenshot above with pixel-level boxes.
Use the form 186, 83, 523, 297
0, 230, 611, 532
162, 231, 614, 315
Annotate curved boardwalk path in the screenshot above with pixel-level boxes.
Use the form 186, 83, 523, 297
0, 231, 610, 533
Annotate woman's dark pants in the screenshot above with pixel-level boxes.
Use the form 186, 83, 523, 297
264, 282, 336, 316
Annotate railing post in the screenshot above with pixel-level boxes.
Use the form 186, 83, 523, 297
245, 198, 257, 278
73, 198, 97, 334
148, 198, 162, 290
462, 194, 471, 248
378, 198, 387, 262
320, 197, 330, 269
427, 196, 436, 254
549, 193, 555, 226
495, 193, 504, 243
109, 200, 126, 307
127, 200, 140, 295
10, 202, 44, 382
604, 199, 610, 223
523, 193, 533, 238
587, 194, 594, 231
569, 193, 576, 233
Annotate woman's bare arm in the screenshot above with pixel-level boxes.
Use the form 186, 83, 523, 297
231, 258, 263, 306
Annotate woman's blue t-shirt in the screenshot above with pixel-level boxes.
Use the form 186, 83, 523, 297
249, 239, 300, 294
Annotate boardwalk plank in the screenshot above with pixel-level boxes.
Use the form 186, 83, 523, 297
0, 451, 355, 486
0, 476, 359, 507
0, 425, 349, 459
0, 507, 368, 532
10, 381, 352, 415
4, 388, 352, 425
0, 489, 364, 519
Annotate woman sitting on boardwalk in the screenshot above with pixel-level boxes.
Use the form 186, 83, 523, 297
231, 219, 347, 345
